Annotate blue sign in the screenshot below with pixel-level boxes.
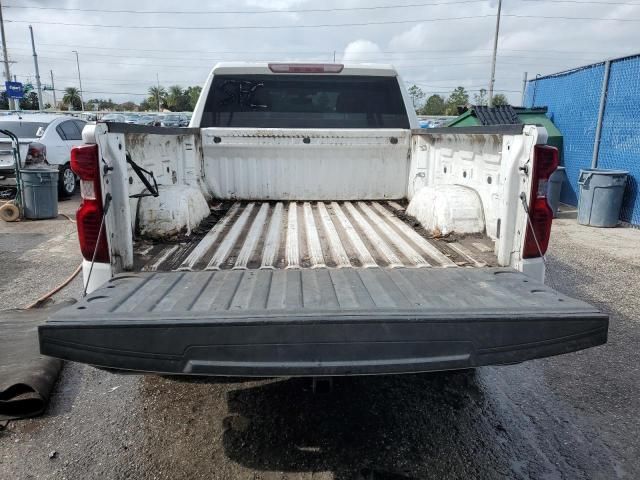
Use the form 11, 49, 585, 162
5, 81, 24, 99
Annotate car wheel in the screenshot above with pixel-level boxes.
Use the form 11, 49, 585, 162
59, 164, 77, 198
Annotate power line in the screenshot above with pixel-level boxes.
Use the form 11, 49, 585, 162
504, 13, 640, 21
7, 47, 605, 63
524, 0, 640, 4
3, 0, 487, 15
6, 41, 625, 57
8, 12, 640, 32
51, 88, 147, 96
11, 54, 589, 70
6, 15, 495, 30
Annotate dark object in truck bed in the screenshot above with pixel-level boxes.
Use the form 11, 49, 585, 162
39, 268, 607, 377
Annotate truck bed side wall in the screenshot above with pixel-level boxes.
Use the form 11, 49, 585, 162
408, 126, 543, 270
85, 124, 205, 273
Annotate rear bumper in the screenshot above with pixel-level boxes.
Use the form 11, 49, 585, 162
39, 313, 608, 377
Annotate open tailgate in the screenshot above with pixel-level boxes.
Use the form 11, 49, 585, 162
39, 268, 607, 376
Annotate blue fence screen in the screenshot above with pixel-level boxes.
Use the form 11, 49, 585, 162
524, 55, 640, 225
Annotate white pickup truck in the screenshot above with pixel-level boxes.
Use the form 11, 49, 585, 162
39, 63, 607, 377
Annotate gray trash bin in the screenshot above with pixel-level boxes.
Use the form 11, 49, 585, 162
20, 168, 59, 220
577, 169, 628, 227
547, 166, 566, 218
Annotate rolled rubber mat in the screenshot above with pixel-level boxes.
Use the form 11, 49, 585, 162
0, 299, 75, 420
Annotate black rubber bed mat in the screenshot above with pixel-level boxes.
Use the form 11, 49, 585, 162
0, 300, 74, 420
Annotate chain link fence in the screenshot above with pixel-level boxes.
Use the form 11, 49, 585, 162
524, 55, 640, 225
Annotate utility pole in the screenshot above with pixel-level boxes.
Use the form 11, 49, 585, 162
487, 0, 502, 108
0, 1, 14, 110
29, 25, 44, 110
72, 50, 84, 111
50, 70, 57, 109
333, 51, 336, 63
521, 71, 528, 107
156, 73, 161, 111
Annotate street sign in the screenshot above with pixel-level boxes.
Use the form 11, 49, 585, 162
5, 81, 24, 99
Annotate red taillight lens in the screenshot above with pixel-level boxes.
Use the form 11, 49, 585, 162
71, 144, 99, 180
71, 145, 109, 263
76, 199, 109, 262
268, 63, 344, 73
523, 145, 559, 259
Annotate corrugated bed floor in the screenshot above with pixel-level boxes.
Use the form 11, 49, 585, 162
135, 201, 497, 272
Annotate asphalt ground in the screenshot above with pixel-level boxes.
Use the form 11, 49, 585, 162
1, 201, 638, 480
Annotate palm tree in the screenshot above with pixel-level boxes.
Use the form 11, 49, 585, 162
62, 87, 82, 110
148, 86, 167, 111
167, 85, 184, 110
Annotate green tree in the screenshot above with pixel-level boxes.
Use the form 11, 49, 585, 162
62, 87, 82, 110
444, 86, 469, 115
166, 85, 191, 111
86, 98, 116, 111
166, 85, 183, 110
118, 101, 138, 111
139, 98, 152, 111
186, 85, 202, 110
148, 85, 167, 111
19, 92, 40, 110
419, 94, 445, 115
407, 84, 425, 109
491, 93, 509, 106
474, 88, 488, 106
86, 98, 99, 111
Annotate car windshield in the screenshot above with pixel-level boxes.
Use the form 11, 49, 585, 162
102, 114, 123, 121
202, 74, 409, 129
165, 115, 181, 120
0, 121, 50, 139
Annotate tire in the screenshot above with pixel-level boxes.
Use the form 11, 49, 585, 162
0, 202, 20, 222
58, 163, 77, 198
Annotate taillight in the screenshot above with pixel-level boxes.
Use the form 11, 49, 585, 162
268, 63, 344, 73
24, 142, 47, 166
71, 144, 109, 262
523, 145, 559, 259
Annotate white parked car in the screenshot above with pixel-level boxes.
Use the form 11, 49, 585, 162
0, 114, 86, 197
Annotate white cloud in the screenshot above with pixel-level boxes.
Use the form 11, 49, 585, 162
341, 40, 382, 63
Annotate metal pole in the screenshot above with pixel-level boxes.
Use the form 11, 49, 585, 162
12, 72, 18, 110
521, 71, 528, 107
29, 25, 44, 110
591, 60, 611, 169
487, 0, 502, 108
50, 70, 56, 108
156, 73, 161, 111
0, 1, 14, 110
72, 50, 84, 111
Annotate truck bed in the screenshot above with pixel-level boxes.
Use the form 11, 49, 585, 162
40, 198, 607, 376
134, 201, 497, 272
